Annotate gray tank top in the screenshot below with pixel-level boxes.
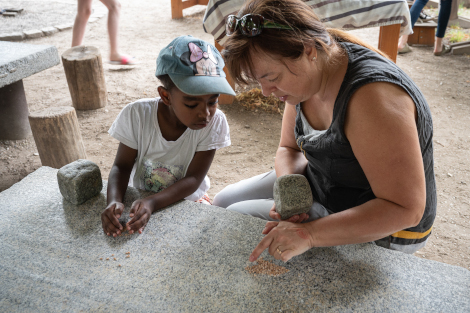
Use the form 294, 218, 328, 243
294, 42, 436, 246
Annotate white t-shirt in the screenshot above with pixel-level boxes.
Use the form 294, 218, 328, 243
108, 98, 230, 201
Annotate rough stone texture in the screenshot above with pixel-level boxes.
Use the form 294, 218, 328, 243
55, 23, 73, 31
452, 44, 470, 55
0, 167, 469, 312
57, 159, 103, 205
41, 26, 59, 36
274, 174, 313, 220
0, 32, 25, 41
0, 41, 60, 88
23, 29, 44, 39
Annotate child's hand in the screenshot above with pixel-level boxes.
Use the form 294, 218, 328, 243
101, 202, 125, 237
126, 198, 154, 235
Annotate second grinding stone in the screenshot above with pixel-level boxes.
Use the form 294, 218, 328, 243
57, 159, 103, 205
273, 174, 313, 220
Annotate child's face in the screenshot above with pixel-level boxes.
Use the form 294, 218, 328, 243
163, 87, 219, 130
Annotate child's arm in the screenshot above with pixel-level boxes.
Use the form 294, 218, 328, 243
101, 143, 138, 237
125, 149, 216, 234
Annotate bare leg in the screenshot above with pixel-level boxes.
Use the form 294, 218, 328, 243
434, 37, 444, 54
72, 0, 94, 47
398, 34, 409, 50
99, 0, 122, 61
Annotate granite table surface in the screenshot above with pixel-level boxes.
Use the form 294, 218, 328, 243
0, 41, 60, 88
0, 167, 469, 312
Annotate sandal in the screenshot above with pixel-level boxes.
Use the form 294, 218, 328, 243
434, 45, 451, 56
398, 43, 412, 54
108, 56, 139, 65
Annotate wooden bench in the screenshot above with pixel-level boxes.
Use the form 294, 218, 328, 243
408, 21, 437, 46
171, 0, 209, 19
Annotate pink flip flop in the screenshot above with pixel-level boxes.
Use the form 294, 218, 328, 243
108, 56, 139, 65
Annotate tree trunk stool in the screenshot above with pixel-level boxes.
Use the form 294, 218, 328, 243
62, 46, 107, 110
408, 21, 437, 46
29, 106, 87, 169
171, 0, 209, 19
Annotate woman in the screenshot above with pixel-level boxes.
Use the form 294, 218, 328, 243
213, 0, 436, 262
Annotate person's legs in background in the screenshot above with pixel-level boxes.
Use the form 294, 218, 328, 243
72, 0, 93, 47
398, 0, 429, 50
99, 0, 124, 62
72, 0, 137, 64
434, 0, 453, 55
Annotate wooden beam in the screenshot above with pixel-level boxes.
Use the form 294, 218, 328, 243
214, 41, 235, 105
378, 24, 401, 63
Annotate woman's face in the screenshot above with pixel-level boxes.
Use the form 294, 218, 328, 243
249, 49, 319, 106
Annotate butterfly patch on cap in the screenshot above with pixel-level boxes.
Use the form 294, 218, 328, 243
180, 42, 222, 77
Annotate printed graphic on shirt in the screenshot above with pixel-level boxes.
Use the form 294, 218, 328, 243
139, 158, 184, 193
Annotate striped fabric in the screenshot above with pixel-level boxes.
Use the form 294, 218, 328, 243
203, 0, 412, 45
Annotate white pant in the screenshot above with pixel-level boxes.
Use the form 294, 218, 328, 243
213, 170, 330, 222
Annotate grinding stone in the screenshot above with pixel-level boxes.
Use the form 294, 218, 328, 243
57, 159, 103, 204
274, 174, 313, 220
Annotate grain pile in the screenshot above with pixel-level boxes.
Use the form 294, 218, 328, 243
245, 258, 289, 276
235, 88, 285, 115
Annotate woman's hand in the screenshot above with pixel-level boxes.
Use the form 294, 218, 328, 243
268, 203, 310, 223
101, 202, 125, 237
249, 221, 315, 262
126, 198, 154, 234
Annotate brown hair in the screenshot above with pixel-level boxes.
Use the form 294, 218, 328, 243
222, 0, 389, 85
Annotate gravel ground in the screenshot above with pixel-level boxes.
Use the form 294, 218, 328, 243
0, 0, 78, 33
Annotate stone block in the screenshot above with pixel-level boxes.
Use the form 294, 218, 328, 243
0, 41, 60, 88
57, 159, 103, 205
0, 32, 25, 41
41, 27, 59, 36
273, 174, 313, 220
452, 44, 470, 55
55, 24, 73, 31
23, 29, 44, 39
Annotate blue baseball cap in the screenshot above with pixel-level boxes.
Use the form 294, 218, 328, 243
156, 35, 236, 96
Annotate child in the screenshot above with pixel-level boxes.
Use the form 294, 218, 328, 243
101, 35, 235, 237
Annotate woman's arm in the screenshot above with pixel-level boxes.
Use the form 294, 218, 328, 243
269, 103, 310, 222
251, 82, 426, 261
275, 103, 308, 176
125, 149, 216, 233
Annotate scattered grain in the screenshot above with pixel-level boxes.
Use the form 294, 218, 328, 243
126, 255, 130, 258
99, 257, 103, 260
106, 258, 109, 260
114, 258, 117, 261
245, 258, 289, 276
118, 264, 121, 267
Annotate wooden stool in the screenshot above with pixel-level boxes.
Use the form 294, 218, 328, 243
408, 22, 437, 46
171, 0, 209, 19
29, 106, 87, 169
62, 46, 107, 110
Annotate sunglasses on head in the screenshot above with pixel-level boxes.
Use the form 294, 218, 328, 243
225, 14, 292, 37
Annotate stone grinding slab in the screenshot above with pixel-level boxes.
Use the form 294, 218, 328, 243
0, 167, 469, 312
0, 41, 60, 88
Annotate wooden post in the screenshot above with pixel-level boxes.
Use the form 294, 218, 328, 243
214, 41, 235, 105
378, 24, 401, 63
29, 106, 87, 169
62, 46, 107, 110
